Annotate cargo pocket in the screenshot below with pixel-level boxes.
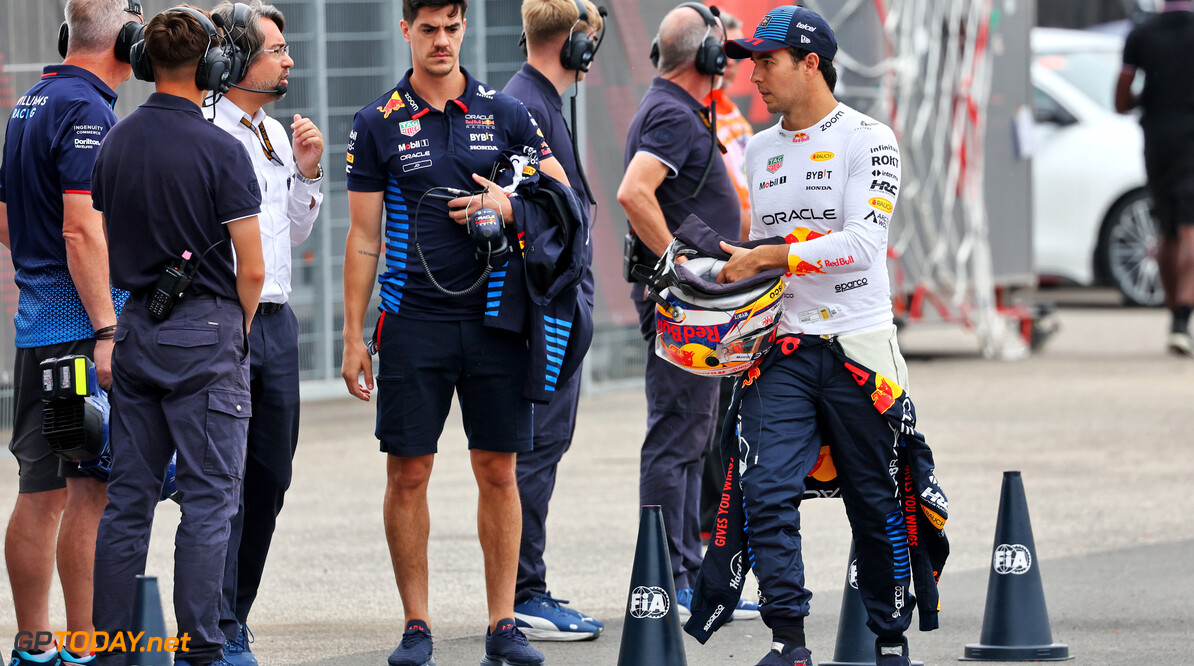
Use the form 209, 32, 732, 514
204, 389, 252, 478
157, 326, 219, 348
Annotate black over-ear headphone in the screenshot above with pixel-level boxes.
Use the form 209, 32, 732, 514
129, 7, 233, 93
649, 3, 726, 76
212, 3, 253, 86
58, 0, 145, 62
560, 0, 598, 72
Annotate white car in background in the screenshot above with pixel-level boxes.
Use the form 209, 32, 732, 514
1032, 27, 1162, 306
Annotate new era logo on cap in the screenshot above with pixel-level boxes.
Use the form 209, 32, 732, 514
724, 5, 838, 62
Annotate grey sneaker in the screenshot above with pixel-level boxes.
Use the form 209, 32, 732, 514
1167, 332, 1192, 356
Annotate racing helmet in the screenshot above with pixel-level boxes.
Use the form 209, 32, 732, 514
649, 238, 786, 377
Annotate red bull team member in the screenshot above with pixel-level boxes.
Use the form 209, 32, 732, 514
713, 6, 918, 666
340, 1, 572, 664
616, 2, 759, 623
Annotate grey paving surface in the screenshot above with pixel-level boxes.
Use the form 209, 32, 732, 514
3, 291, 1193, 664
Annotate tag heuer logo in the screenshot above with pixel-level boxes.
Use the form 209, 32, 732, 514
767, 155, 784, 173
399, 120, 421, 137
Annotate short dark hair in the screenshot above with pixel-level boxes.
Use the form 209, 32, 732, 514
787, 47, 837, 93
403, 0, 467, 24
144, 5, 214, 76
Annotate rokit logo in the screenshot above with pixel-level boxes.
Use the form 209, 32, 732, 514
872, 154, 899, 167
835, 278, 868, 293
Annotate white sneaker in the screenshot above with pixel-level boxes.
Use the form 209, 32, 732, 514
1167, 332, 1192, 356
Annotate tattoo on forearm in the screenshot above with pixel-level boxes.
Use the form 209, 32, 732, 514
358, 250, 379, 258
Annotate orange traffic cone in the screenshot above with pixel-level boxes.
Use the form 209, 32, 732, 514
963, 471, 1069, 660
616, 505, 687, 666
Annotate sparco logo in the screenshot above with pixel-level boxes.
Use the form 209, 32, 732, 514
629, 586, 670, 619
835, 278, 868, 293
993, 544, 1032, 575
703, 604, 725, 631
761, 209, 837, 225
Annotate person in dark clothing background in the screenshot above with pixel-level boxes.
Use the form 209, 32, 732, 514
1116, 0, 1194, 355
501, 0, 605, 642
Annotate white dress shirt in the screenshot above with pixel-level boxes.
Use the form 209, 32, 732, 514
212, 98, 323, 304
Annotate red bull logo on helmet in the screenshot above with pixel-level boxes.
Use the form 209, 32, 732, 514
658, 319, 724, 345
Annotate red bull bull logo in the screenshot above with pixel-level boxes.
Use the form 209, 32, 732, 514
788, 253, 826, 276
376, 92, 404, 119
870, 374, 904, 414
784, 227, 829, 244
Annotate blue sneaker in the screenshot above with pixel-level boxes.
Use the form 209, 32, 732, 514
57, 650, 93, 664
675, 587, 694, 620
389, 620, 435, 666
480, 619, 544, 666
732, 596, 761, 621
9, 648, 62, 665
513, 592, 601, 641
755, 642, 813, 666
219, 625, 257, 666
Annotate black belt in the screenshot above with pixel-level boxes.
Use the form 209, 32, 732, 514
256, 302, 285, 316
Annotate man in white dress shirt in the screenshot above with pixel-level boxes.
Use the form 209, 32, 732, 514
208, 2, 324, 663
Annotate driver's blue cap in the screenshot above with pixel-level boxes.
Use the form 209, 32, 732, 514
725, 5, 837, 61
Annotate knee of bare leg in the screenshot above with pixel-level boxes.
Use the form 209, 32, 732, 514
471, 451, 517, 489
387, 455, 433, 492
15, 487, 68, 517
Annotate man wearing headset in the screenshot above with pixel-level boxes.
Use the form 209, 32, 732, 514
500, 0, 604, 642
207, 3, 324, 663
616, 2, 758, 622
0, 0, 141, 663
89, 7, 264, 666
341, 0, 572, 664
713, 6, 918, 665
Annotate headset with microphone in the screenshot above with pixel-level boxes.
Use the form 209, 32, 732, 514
560, 0, 607, 72
215, 3, 289, 97
58, 0, 145, 62
650, 3, 726, 76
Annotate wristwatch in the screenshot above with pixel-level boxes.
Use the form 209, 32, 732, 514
294, 164, 323, 184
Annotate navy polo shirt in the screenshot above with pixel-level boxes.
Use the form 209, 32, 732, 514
92, 93, 261, 302
624, 77, 739, 262
502, 63, 595, 303
0, 65, 130, 347
346, 68, 552, 319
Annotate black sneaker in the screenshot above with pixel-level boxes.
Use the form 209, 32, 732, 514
480, 618, 544, 666
388, 620, 435, 666
876, 635, 911, 666
754, 642, 812, 666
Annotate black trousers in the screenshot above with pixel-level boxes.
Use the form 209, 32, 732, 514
219, 303, 301, 641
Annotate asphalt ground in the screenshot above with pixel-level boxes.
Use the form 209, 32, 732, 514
3, 289, 1193, 665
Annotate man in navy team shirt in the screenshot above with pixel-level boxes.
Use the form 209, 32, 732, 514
0, 1, 140, 663
501, 0, 604, 642
89, 7, 264, 665
616, 2, 758, 623
340, 1, 572, 664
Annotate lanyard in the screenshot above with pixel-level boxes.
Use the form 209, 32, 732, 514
240, 117, 285, 166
